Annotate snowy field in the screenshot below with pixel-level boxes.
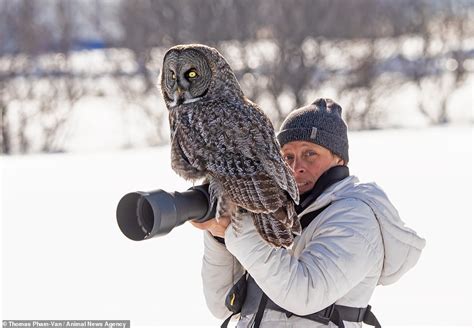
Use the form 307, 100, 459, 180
1, 125, 473, 327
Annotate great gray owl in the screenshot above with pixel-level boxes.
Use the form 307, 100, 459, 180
160, 44, 300, 247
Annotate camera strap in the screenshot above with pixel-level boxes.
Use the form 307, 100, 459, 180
220, 272, 248, 328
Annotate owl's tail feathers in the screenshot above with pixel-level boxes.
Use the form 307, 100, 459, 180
251, 204, 299, 248
287, 201, 302, 236
207, 176, 219, 208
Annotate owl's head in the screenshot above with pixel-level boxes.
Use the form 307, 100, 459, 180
160, 44, 242, 108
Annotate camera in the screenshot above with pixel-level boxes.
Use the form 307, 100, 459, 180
116, 184, 216, 241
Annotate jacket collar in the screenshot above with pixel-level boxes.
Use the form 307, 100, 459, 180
296, 165, 349, 214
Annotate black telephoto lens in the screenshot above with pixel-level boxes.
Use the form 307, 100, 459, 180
116, 184, 216, 241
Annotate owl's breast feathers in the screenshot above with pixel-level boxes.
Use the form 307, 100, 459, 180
169, 106, 207, 180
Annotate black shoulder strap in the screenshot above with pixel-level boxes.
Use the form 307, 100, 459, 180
220, 314, 233, 328
253, 293, 268, 327
222, 287, 270, 328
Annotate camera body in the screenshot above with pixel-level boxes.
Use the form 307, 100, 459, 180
116, 184, 216, 241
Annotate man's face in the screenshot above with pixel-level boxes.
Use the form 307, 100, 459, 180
281, 141, 343, 194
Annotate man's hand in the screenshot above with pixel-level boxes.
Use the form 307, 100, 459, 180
190, 217, 231, 238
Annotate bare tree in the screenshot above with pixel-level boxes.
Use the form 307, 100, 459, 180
1, 0, 86, 154
430, 1, 471, 124
403, 0, 473, 125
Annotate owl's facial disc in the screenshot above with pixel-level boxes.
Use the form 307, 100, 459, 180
165, 69, 203, 107
171, 69, 205, 106
163, 50, 212, 108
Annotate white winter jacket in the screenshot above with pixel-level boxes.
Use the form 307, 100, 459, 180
200, 176, 425, 327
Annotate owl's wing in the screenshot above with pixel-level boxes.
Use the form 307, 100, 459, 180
206, 100, 299, 213
243, 100, 299, 204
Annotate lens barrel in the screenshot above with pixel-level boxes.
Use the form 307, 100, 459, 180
116, 184, 216, 241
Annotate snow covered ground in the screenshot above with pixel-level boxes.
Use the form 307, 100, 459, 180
1, 125, 473, 327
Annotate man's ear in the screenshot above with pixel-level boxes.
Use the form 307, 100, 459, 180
331, 152, 345, 166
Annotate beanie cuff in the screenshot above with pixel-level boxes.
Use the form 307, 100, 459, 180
277, 127, 316, 146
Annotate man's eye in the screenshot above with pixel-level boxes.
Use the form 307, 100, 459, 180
283, 155, 294, 162
305, 151, 316, 157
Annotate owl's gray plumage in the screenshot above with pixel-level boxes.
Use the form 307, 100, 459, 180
160, 44, 300, 247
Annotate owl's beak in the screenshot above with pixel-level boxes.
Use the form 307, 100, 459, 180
170, 87, 185, 107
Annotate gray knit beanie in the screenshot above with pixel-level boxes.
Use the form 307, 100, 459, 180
277, 98, 349, 163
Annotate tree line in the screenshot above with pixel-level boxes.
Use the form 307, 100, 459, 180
1, 0, 473, 154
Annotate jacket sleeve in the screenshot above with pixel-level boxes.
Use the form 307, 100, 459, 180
225, 199, 383, 316
201, 230, 246, 319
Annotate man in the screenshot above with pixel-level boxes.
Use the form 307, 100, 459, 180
192, 98, 425, 327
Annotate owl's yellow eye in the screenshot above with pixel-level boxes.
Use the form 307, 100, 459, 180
187, 70, 198, 78
171, 72, 176, 80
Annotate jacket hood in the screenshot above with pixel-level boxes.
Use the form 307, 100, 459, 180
303, 176, 426, 286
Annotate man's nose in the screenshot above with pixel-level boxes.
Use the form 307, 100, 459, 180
291, 158, 305, 174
